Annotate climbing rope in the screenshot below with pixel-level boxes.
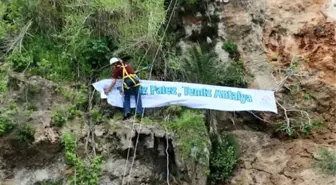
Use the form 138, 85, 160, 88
127, 0, 178, 182
165, 128, 170, 185
120, 0, 177, 184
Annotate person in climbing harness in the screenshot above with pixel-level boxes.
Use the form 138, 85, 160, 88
104, 57, 143, 121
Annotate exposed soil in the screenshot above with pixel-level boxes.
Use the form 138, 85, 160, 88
219, 0, 336, 184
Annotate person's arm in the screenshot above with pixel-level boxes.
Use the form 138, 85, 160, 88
104, 78, 116, 94
104, 67, 119, 94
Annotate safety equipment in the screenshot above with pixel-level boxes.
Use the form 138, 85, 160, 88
110, 57, 120, 65
117, 63, 140, 91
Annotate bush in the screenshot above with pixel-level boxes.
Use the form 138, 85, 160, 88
313, 148, 336, 175
1, 0, 167, 83
222, 40, 238, 55
0, 116, 15, 136
208, 134, 240, 185
220, 59, 247, 87
52, 109, 68, 127
16, 123, 35, 143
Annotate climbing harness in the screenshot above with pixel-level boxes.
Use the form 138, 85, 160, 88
121, 0, 177, 184
117, 63, 140, 93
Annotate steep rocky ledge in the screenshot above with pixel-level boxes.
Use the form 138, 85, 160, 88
0, 73, 209, 185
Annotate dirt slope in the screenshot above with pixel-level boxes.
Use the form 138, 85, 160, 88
220, 0, 336, 184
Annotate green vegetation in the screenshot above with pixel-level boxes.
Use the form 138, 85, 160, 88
0, 113, 35, 143
15, 123, 35, 143
168, 110, 210, 166
91, 107, 105, 124
51, 105, 81, 127
222, 40, 238, 55
33, 179, 61, 185
313, 148, 336, 175
62, 133, 103, 185
0, 63, 10, 93
0, 116, 15, 136
220, 59, 248, 87
0, 0, 168, 82
23, 102, 37, 111
276, 118, 324, 137
181, 44, 248, 87
181, 44, 220, 84
0, 73, 8, 92
1, 105, 35, 142
208, 134, 240, 185
52, 109, 68, 127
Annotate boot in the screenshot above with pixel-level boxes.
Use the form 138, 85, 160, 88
122, 113, 131, 121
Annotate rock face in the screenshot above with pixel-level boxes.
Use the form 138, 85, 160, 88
0, 74, 209, 185
216, 0, 336, 184
230, 130, 336, 185
219, 0, 277, 90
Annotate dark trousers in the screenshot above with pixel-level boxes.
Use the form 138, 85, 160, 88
123, 85, 143, 117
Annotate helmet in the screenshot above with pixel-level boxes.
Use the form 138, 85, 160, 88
109, 57, 121, 65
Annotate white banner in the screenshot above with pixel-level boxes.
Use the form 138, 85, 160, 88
92, 79, 278, 113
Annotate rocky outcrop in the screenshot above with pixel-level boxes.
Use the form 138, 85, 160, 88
218, 0, 277, 90
1, 117, 198, 185
230, 130, 336, 185
0, 74, 209, 185
216, 0, 336, 184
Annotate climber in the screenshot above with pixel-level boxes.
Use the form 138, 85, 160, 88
104, 57, 143, 121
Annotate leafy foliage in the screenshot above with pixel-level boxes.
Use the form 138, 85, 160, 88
52, 109, 68, 127
168, 109, 210, 165
15, 123, 35, 143
51, 105, 81, 127
62, 133, 104, 185
222, 40, 238, 55
313, 148, 336, 175
180, 44, 248, 87
181, 44, 221, 84
276, 116, 324, 137
0, 64, 10, 93
219, 59, 248, 87
0, 106, 35, 142
0, 116, 15, 136
208, 134, 240, 185
1, 0, 167, 82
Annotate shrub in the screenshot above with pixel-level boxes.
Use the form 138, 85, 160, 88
208, 134, 240, 185
52, 109, 68, 127
313, 148, 336, 175
0, 116, 15, 136
222, 40, 238, 55
220, 59, 247, 87
16, 123, 35, 143
62, 133, 103, 185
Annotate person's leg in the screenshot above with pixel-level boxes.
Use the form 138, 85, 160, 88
123, 89, 131, 120
133, 86, 143, 117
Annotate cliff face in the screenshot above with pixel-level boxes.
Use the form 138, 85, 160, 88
0, 0, 335, 185
0, 73, 209, 185
218, 0, 336, 184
